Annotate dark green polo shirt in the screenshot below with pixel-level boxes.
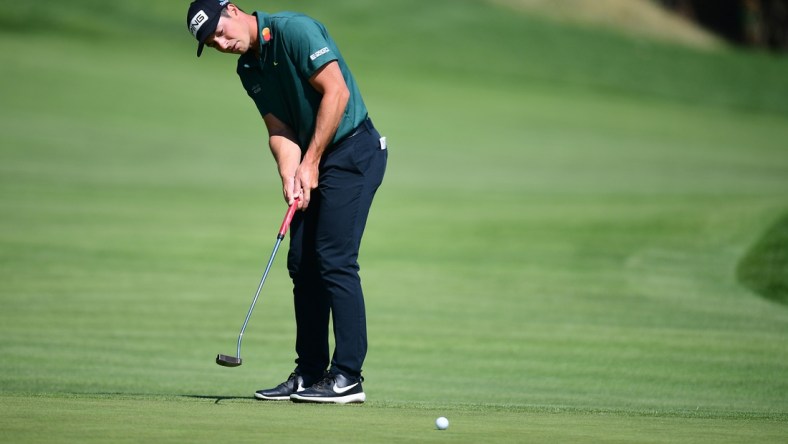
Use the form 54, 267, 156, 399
237, 12, 368, 152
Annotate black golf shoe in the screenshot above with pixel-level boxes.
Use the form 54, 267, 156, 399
290, 372, 365, 404
254, 373, 308, 400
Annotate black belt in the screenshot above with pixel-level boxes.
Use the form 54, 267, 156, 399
338, 117, 374, 143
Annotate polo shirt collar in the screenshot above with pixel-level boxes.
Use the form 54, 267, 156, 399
253, 12, 273, 54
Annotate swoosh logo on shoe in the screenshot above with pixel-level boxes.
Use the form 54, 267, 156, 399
333, 382, 359, 394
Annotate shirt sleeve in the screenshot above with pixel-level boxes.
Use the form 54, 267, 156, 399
282, 16, 339, 79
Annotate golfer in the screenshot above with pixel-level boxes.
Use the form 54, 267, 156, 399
186, 0, 387, 404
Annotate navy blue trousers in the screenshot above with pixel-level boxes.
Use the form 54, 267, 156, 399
287, 119, 386, 382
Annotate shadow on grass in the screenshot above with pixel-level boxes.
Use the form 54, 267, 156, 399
181, 395, 255, 404
67, 393, 255, 404
737, 211, 788, 306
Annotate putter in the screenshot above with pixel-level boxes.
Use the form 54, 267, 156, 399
216, 199, 299, 367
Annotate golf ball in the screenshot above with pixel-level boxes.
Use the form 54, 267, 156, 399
435, 416, 449, 430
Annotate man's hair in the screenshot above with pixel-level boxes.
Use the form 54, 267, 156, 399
221, 4, 244, 17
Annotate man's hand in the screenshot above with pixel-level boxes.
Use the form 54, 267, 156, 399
293, 156, 319, 210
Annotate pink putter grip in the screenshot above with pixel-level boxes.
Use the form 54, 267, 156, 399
278, 198, 299, 238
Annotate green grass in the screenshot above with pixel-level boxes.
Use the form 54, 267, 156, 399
1, 395, 786, 444
1, 0, 787, 442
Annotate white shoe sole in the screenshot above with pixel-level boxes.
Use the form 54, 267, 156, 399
289, 392, 366, 404
254, 392, 292, 401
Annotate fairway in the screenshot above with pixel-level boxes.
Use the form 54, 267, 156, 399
1, 1, 787, 443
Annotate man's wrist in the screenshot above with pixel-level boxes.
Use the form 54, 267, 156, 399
302, 150, 321, 167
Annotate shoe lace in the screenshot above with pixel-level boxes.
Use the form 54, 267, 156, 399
311, 373, 363, 389
312, 373, 336, 389
277, 373, 297, 390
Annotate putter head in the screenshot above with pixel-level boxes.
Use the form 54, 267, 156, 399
216, 354, 242, 367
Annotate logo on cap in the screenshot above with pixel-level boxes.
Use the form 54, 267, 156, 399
189, 10, 209, 37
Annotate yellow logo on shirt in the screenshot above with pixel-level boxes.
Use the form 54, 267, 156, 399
262, 27, 271, 42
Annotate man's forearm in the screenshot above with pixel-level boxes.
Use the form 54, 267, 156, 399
269, 135, 301, 180
269, 134, 303, 204
306, 90, 349, 165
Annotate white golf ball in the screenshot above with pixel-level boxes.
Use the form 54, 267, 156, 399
435, 416, 449, 430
